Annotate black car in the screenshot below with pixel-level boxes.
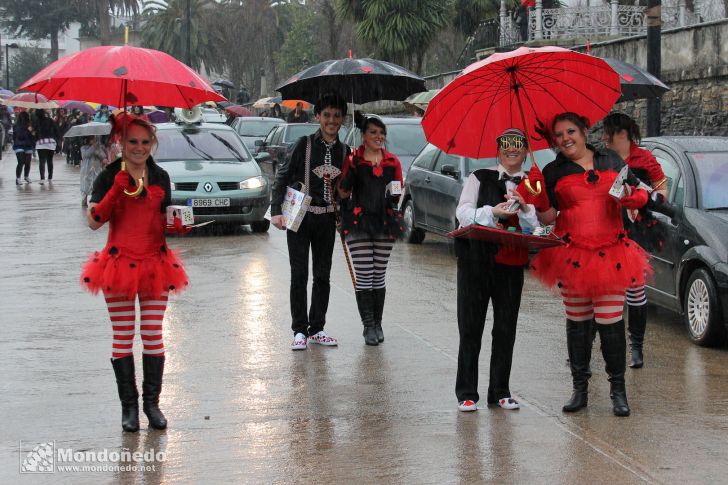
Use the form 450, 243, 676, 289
254, 122, 319, 180
343, 116, 427, 178
401, 143, 553, 243
632, 136, 728, 346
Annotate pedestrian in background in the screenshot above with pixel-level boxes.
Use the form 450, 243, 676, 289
287, 102, 310, 123
13, 111, 34, 185
601, 112, 670, 369
94, 104, 110, 123
55, 109, 70, 156
270, 93, 350, 350
337, 112, 404, 346
270, 103, 285, 120
33, 109, 59, 184
0, 107, 12, 153
82, 115, 189, 432
529, 112, 651, 417
453, 128, 538, 412
79, 136, 105, 207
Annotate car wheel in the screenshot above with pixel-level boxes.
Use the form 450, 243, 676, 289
250, 219, 270, 233
402, 199, 425, 244
683, 268, 726, 346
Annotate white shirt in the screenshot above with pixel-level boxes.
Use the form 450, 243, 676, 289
456, 166, 539, 230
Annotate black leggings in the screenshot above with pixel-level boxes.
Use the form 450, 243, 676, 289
15, 152, 31, 178
37, 149, 55, 180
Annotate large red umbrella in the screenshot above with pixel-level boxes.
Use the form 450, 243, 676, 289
19, 45, 225, 109
423, 46, 621, 160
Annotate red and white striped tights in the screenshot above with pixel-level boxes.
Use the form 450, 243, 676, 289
560, 287, 625, 324
104, 292, 168, 359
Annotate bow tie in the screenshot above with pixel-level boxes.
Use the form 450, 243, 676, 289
499, 173, 523, 184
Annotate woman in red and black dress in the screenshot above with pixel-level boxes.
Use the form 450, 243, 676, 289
338, 113, 404, 346
602, 112, 669, 369
528, 112, 651, 417
81, 115, 188, 432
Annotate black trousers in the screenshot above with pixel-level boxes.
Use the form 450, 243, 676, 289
15, 152, 31, 178
286, 212, 336, 336
37, 149, 55, 180
456, 258, 524, 403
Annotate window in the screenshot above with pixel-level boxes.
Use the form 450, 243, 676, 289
652, 149, 682, 204
264, 126, 278, 145
412, 144, 440, 170
433, 152, 460, 174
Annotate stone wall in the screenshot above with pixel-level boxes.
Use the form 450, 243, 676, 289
573, 19, 728, 136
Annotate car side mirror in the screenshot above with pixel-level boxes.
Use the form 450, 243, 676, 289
441, 164, 460, 179
254, 139, 264, 147
255, 152, 271, 163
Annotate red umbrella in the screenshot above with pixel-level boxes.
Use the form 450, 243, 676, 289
423, 46, 620, 160
224, 105, 254, 117
19, 45, 225, 109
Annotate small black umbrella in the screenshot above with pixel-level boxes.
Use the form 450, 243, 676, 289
212, 79, 235, 89
602, 58, 669, 102
276, 58, 426, 104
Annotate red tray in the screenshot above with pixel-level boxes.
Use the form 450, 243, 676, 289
447, 224, 565, 250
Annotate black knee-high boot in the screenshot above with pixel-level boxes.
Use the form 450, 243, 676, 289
355, 290, 378, 346
372, 288, 386, 343
563, 320, 593, 412
142, 354, 168, 429
111, 356, 139, 432
627, 304, 647, 368
598, 320, 630, 417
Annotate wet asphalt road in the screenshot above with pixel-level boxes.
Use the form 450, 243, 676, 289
1, 153, 727, 484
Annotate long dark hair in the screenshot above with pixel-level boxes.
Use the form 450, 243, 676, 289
354, 111, 387, 136
602, 112, 641, 144
15, 111, 30, 127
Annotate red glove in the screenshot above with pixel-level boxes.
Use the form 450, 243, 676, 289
90, 169, 130, 223
166, 215, 191, 235
620, 188, 649, 210
519, 165, 550, 212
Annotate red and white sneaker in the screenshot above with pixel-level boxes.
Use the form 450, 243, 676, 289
458, 400, 478, 412
497, 397, 520, 410
308, 330, 338, 346
291, 333, 307, 351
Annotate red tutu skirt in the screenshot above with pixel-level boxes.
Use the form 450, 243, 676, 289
81, 244, 188, 299
530, 232, 652, 297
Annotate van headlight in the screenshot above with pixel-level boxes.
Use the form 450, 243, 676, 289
239, 176, 265, 189
170, 182, 176, 190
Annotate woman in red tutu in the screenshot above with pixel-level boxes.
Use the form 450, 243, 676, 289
81, 115, 188, 432
528, 112, 650, 417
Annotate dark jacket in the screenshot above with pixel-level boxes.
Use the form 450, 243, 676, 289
12, 122, 35, 151
270, 130, 350, 216
34, 116, 59, 142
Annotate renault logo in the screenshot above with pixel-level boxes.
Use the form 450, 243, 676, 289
203, 182, 213, 193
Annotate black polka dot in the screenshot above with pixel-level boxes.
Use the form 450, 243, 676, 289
616, 263, 622, 270
93, 215, 101, 222
169, 285, 175, 290
129, 263, 136, 268
173, 263, 179, 268
572, 261, 580, 268
83, 277, 90, 283
598, 251, 605, 257
109, 246, 119, 256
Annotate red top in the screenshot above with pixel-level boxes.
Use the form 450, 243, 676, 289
342, 146, 403, 183
625, 142, 665, 185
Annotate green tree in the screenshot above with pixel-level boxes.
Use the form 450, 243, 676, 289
274, 4, 320, 78
335, 0, 451, 72
7, 45, 49, 90
0, 0, 90, 60
94, 0, 140, 46
141, 0, 226, 73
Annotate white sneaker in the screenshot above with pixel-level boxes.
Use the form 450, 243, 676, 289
458, 400, 478, 412
497, 397, 520, 410
38, 178, 45, 185
24, 176, 31, 184
308, 330, 338, 346
16, 178, 22, 185
291, 333, 307, 350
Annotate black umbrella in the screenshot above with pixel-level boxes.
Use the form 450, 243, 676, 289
276, 58, 426, 104
212, 79, 235, 89
603, 58, 669, 102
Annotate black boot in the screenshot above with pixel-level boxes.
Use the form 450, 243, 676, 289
142, 354, 168, 429
111, 356, 139, 432
598, 320, 631, 417
355, 290, 378, 346
372, 288, 386, 343
627, 304, 647, 368
563, 320, 593, 412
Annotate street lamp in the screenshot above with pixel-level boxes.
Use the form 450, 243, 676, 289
5, 42, 19, 90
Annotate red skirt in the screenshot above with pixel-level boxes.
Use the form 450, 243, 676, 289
81, 244, 188, 299
530, 232, 651, 297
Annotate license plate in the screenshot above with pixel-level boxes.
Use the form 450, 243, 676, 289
189, 198, 231, 207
